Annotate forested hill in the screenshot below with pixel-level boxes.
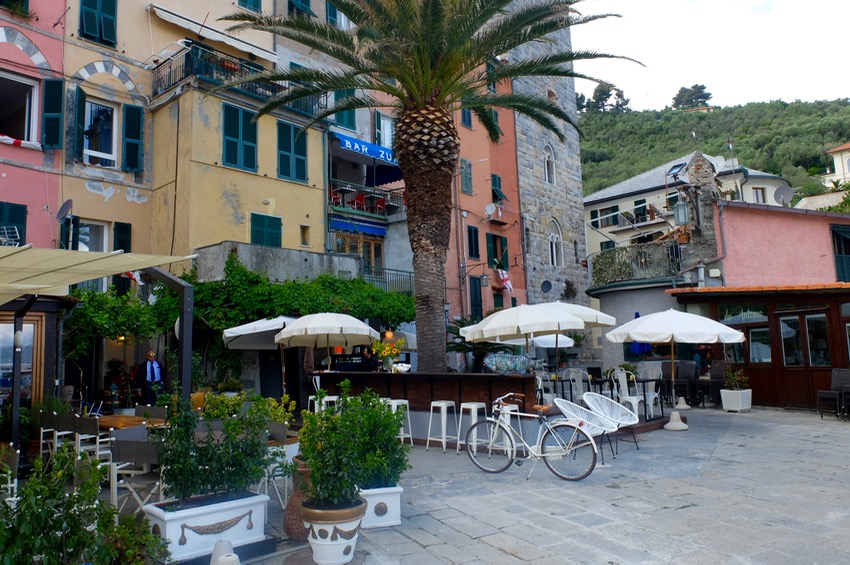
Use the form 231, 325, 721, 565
578, 99, 850, 195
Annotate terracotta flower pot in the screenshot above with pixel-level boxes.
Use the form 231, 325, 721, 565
283, 456, 311, 541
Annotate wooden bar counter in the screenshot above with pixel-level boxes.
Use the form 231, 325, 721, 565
313, 371, 537, 412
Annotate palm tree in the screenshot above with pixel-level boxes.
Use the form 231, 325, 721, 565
221, 0, 624, 372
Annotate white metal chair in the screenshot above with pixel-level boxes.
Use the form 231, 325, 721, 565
638, 366, 663, 418
582, 392, 640, 454
614, 369, 644, 416
552, 398, 618, 464
75, 415, 113, 462
307, 375, 322, 412
1, 443, 18, 508
568, 368, 589, 403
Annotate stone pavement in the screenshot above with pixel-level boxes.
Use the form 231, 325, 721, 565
248, 407, 850, 564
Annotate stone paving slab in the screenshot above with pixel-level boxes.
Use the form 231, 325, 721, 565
249, 408, 850, 564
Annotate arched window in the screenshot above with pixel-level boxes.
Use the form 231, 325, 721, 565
543, 145, 555, 185
548, 220, 563, 267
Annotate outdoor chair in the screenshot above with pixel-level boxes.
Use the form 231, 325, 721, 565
1, 443, 18, 508
614, 369, 644, 416
134, 404, 167, 420
567, 368, 589, 403
53, 413, 77, 454
638, 366, 662, 418
110, 435, 162, 516
552, 398, 617, 464
582, 392, 640, 455
75, 415, 113, 462
817, 368, 850, 418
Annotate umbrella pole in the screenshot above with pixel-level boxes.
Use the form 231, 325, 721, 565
665, 337, 689, 431
327, 344, 332, 371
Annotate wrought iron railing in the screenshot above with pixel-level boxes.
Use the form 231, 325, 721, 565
151, 45, 326, 116
589, 241, 691, 287
362, 265, 414, 296
329, 179, 405, 218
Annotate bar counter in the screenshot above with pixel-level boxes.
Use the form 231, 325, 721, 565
313, 371, 537, 412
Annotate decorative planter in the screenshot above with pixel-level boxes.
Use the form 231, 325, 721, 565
302, 499, 367, 565
143, 492, 269, 562
720, 389, 752, 412
359, 485, 403, 529
284, 456, 310, 541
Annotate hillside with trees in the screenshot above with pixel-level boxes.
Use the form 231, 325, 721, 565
578, 92, 850, 196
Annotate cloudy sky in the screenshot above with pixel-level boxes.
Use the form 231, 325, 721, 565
569, 0, 849, 111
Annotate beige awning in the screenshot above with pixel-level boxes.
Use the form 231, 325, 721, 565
0, 245, 195, 306
149, 4, 279, 64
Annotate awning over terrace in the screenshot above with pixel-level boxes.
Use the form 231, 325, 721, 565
332, 132, 403, 187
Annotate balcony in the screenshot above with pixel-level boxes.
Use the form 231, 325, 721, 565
362, 266, 414, 295
151, 44, 327, 116
589, 241, 692, 288
330, 179, 405, 218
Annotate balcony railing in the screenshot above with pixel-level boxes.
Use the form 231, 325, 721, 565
362, 265, 414, 295
589, 241, 691, 287
330, 179, 405, 218
152, 45, 327, 116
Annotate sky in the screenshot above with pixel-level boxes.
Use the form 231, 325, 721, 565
570, 0, 850, 111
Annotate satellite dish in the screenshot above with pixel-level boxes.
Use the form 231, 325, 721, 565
774, 186, 794, 206
56, 199, 73, 222
541, 280, 552, 293
484, 203, 497, 217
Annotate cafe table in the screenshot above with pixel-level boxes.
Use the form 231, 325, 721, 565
95, 414, 165, 430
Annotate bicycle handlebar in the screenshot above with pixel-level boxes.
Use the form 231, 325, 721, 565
493, 392, 525, 406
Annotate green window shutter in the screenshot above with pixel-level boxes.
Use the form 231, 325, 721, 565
460, 159, 472, 195
111, 221, 131, 293
467, 225, 479, 258
590, 209, 599, 229
60, 216, 80, 250
241, 108, 257, 171
469, 278, 483, 320
375, 111, 383, 146
327, 1, 338, 26
100, 0, 117, 45
486, 62, 497, 93
251, 213, 281, 247
293, 128, 307, 181
239, 0, 261, 12
222, 104, 241, 167
500, 236, 508, 268
74, 86, 86, 161
335, 89, 355, 129
461, 108, 472, 128
80, 0, 99, 40
493, 294, 504, 309
41, 79, 64, 149
491, 174, 507, 202
486, 233, 495, 267
0, 202, 27, 245
612, 204, 619, 226
278, 121, 293, 179
121, 104, 144, 172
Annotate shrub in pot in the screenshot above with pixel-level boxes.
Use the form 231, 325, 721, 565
144, 389, 272, 561
720, 366, 752, 412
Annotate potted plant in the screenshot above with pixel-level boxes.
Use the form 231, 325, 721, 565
720, 366, 752, 412
215, 376, 244, 397
143, 389, 272, 562
298, 380, 409, 564
351, 389, 410, 529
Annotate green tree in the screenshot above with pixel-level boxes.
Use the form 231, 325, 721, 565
672, 84, 712, 109
220, 1, 621, 372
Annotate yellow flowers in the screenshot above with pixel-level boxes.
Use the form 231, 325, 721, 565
372, 337, 406, 361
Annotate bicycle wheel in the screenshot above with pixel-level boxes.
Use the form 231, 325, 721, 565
465, 419, 515, 473
541, 422, 597, 481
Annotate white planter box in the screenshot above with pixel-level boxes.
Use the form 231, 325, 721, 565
720, 389, 752, 412
143, 492, 269, 562
359, 485, 403, 529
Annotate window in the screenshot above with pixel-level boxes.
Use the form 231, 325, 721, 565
493, 294, 504, 309
749, 327, 771, 363
486, 62, 497, 93
335, 89, 355, 129
76, 220, 108, 292
0, 73, 63, 149
251, 213, 282, 247
753, 187, 766, 204
491, 109, 501, 134
222, 103, 257, 171
543, 145, 555, 184
599, 205, 619, 227
833, 225, 850, 282
548, 220, 563, 267
0, 0, 29, 10
666, 191, 679, 209
300, 225, 310, 247
79, 0, 117, 47
326, 2, 350, 29
590, 209, 599, 229
491, 174, 507, 202
807, 314, 830, 366
111, 221, 131, 294
460, 108, 472, 129
634, 199, 647, 222
375, 111, 395, 148
486, 233, 508, 268
467, 225, 479, 259
781, 316, 802, 367
238, 0, 261, 13
460, 159, 473, 195
74, 87, 143, 171
469, 278, 483, 320
277, 120, 307, 181
334, 233, 383, 269
0, 202, 26, 246
600, 240, 615, 251
289, 0, 315, 17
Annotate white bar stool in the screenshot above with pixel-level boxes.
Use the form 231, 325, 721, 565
456, 401, 487, 454
426, 400, 457, 453
388, 399, 413, 445
320, 395, 340, 411
498, 403, 525, 451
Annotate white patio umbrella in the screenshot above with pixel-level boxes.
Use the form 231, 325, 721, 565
223, 315, 298, 350
540, 302, 616, 328
460, 304, 585, 344
605, 309, 745, 428
274, 312, 380, 370
498, 334, 575, 348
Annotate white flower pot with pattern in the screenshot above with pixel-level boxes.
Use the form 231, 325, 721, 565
358, 485, 403, 529
302, 499, 367, 565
